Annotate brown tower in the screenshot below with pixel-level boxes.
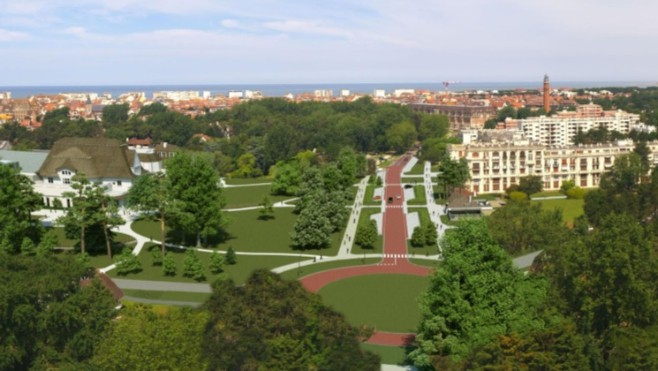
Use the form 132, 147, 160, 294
543, 74, 550, 113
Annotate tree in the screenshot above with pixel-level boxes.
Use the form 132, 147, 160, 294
410, 226, 426, 247
419, 114, 450, 141
0, 254, 116, 369
101, 103, 129, 126
425, 222, 438, 247
487, 198, 568, 255
166, 152, 226, 247
202, 270, 380, 370
225, 246, 237, 265
182, 249, 204, 281
0, 163, 43, 253
36, 229, 58, 256
150, 246, 163, 266
20, 237, 35, 255
355, 220, 377, 249
518, 175, 543, 195
231, 152, 262, 178
116, 249, 142, 275
291, 200, 333, 250
270, 161, 302, 196
386, 121, 417, 153
209, 251, 224, 274
91, 306, 208, 371
127, 173, 171, 256
258, 196, 275, 220
162, 252, 176, 276
410, 219, 547, 367
436, 158, 470, 198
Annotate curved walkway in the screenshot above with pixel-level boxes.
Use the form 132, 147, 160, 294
299, 155, 433, 346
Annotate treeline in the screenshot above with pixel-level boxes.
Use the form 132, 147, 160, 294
0, 254, 380, 370
410, 152, 658, 369
0, 97, 453, 177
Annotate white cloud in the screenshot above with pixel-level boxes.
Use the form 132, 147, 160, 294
220, 19, 240, 29
0, 28, 30, 41
262, 19, 353, 38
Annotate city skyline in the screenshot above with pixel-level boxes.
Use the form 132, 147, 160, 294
1, 0, 658, 86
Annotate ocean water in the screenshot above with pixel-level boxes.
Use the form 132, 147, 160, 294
1, 81, 655, 99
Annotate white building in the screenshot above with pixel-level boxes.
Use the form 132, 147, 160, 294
34, 138, 140, 208
373, 89, 386, 98
228, 91, 244, 99
504, 104, 644, 146
447, 137, 658, 194
393, 89, 415, 97
152, 91, 200, 101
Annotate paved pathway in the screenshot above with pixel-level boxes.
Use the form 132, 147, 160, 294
122, 296, 203, 307
113, 278, 212, 292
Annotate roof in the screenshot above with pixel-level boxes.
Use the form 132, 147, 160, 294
80, 271, 123, 301
138, 153, 161, 162
0, 149, 49, 174
37, 137, 135, 179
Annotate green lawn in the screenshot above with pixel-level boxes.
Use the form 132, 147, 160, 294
49, 227, 135, 268
351, 208, 384, 254
122, 289, 211, 303
439, 214, 460, 227
223, 177, 272, 185
408, 208, 440, 256
132, 208, 345, 256
279, 258, 381, 281
318, 275, 429, 333
408, 258, 439, 268
407, 185, 427, 205
361, 344, 407, 365
108, 247, 300, 285
364, 184, 381, 205
404, 162, 425, 175
401, 177, 423, 184
532, 198, 585, 226
222, 185, 290, 209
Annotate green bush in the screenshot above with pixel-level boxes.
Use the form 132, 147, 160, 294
566, 186, 585, 199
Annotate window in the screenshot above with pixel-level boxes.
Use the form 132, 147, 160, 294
117, 180, 122, 186
61, 170, 72, 176
48, 177, 53, 183
63, 178, 71, 184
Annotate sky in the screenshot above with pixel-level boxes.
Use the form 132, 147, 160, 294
1, 0, 657, 86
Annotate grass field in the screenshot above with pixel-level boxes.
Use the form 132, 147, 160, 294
401, 177, 423, 184
404, 163, 424, 175
531, 191, 565, 198
108, 247, 300, 285
279, 258, 381, 281
49, 227, 136, 268
361, 344, 407, 365
222, 185, 290, 209
408, 258, 439, 268
351, 208, 384, 254
364, 184, 381, 205
532, 198, 585, 225
318, 274, 429, 333
132, 208, 342, 256
122, 289, 211, 303
407, 185, 427, 205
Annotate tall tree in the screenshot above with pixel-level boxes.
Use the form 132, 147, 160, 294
101, 103, 129, 126
436, 158, 470, 198
166, 152, 226, 247
0, 163, 42, 253
410, 219, 547, 368
59, 174, 96, 255
518, 175, 544, 196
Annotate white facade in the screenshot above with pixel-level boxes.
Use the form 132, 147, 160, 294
448, 139, 651, 194
228, 91, 244, 99
507, 104, 642, 146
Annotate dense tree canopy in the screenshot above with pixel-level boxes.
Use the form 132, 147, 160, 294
0, 163, 43, 253
0, 254, 116, 370
203, 270, 380, 370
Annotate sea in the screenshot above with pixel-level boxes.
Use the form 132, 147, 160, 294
1, 81, 656, 99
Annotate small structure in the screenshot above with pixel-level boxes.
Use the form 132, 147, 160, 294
446, 188, 493, 220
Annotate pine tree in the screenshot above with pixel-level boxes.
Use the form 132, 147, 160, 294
410, 226, 426, 248
151, 247, 163, 266
20, 237, 35, 256
36, 229, 58, 256
355, 220, 377, 249
183, 249, 200, 277
210, 251, 224, 273
117, 249, 141, 275
163, 252, 177, 276
225, 246, 237, 265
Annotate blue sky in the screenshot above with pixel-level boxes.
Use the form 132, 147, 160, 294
1, 0, 657, 86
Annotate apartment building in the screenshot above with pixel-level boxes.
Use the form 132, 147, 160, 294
447, 137, 651, 194
502, 104, 646, 146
